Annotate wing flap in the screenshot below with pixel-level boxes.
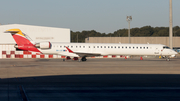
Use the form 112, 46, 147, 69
74, 52, 101, 57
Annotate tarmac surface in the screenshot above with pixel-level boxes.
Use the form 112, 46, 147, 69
0, 55, 180, 101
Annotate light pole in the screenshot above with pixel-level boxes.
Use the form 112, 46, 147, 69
126, 16, 132, 43
169, 0, 173, 49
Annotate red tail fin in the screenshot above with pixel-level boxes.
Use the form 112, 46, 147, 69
5, 29, 41, 52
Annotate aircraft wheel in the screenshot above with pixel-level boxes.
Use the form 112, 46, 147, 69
81, 57, 87, 61
63, 59, 65, 61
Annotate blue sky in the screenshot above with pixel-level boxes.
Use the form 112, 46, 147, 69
0, 0, 179, 33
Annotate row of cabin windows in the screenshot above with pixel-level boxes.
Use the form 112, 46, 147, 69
55, 45, 150, 49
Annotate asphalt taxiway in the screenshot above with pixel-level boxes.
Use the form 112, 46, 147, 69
0, 55, 180, 101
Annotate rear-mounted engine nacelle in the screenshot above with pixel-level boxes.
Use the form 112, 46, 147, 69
35, 42, 51, 49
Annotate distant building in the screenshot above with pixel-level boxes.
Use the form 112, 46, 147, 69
0, 24, 70, 44
85, 37, 180, 49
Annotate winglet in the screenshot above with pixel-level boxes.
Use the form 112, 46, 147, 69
66, 47, 74, 53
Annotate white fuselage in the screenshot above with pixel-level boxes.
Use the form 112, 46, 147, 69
39, 43, 177, 57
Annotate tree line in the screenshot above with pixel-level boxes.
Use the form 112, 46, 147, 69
71, 26, 180, 42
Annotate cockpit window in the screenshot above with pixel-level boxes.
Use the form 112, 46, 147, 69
163, 46, 170, 49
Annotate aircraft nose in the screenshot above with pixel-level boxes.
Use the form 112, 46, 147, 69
172, 50, 178, 55
175, 51, 178, 55
171, 50, 178, 55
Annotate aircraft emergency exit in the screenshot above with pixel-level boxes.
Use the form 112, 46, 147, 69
5, 29, 177, 61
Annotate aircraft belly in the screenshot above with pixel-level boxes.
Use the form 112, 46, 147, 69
116, 50, 155, 56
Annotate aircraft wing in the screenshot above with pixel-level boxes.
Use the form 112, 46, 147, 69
66, 47, 101, 57
72, 52, 101, 57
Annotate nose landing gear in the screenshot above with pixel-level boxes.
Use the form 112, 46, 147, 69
161, 56, 170, 61
166, 58, 170, 61
62, 56, 87, 62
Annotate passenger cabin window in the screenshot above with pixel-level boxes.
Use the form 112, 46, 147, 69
143, 47, 145, 49
125, 47, 127, 49
122, 47, 124, 49
108, 46, 110, 48
140, 47, 142, 49
79, 46, 81, 48
111, 46, 113, 48
118, 46, 120, 48
147, 47, 148, 49
114, 46, 116, 48
101, 46, 102, 48
76, 46, 78, 48
129, 47, 131, 49
94, 46, 95, 48
83, 46, 85, 48
163, 46, 170, 49
89, 46, 90, 48
133, 47, 135, 49
71, 46, 73, 48
97, 46, 99, 48
60, 46, 62, 48
136, 47, 138, 49
104, 46, 106, 48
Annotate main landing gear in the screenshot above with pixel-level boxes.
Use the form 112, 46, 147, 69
78, 57, 87, 62
166, 58, 170, 61
63, 57, 87, 62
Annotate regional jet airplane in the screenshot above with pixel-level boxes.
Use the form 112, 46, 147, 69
5, 29, 177, 61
